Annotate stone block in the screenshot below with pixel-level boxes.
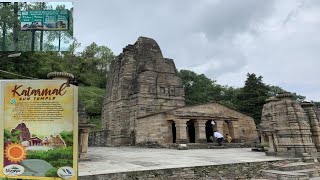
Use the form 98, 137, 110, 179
178, 144, 189, 150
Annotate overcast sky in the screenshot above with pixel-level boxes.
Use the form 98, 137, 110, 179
13, 0, 320, 101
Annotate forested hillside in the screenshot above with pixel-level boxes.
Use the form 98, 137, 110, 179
0, 42, 115, 130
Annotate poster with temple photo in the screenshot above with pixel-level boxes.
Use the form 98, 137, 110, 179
0, 80, 78, 180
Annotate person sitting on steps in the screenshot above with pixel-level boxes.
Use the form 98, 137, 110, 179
226, 134, 232, 143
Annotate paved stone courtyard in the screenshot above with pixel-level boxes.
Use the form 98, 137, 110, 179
79, 147, 287, 176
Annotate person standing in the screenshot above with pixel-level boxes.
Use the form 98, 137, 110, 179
213, 131, 224, 146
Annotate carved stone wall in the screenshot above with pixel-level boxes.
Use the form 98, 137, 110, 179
102, 37, 185, 146
301, 102, 320, 151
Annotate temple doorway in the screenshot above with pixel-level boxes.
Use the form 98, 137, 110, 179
172, 121, 176, 143
187, 120, 195, 143
205, 120, 214, 142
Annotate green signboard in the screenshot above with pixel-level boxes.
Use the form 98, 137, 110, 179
20, 10, 69, 31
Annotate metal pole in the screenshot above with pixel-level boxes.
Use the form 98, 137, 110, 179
31, 30, 35, 51
58, 31, 61, 51
40, 30, 43, 51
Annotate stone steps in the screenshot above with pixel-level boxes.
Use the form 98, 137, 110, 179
261, 170, 309, 180
168, 143, 248, 149
261, 161, 320, 180
272, 162, 316, 171
295, 169, 320, 177
309, 177, 320, 180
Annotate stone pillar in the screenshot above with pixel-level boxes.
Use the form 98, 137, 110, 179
167, 120, 174, 143
195, 120, 206, 143
79, 128, 90, 159
267, 133, 275, 153
175, 119, 187, 144
215, 120, 224, 134
230, 120, 240, 140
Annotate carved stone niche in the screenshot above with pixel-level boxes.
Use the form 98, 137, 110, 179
159, 86, 165, 94
169, 87, 175, 96
149, 86, 156, 94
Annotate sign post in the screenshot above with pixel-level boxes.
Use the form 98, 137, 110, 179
31, 30, 35, 52
20, 10, 70, 51
0, 80, 78, 179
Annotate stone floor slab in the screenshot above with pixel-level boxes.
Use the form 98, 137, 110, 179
79, 147, 288, 176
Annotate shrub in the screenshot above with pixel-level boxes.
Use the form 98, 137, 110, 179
27, 146, 73, 168
60, 130, 73, 147
45, 167, 58, 177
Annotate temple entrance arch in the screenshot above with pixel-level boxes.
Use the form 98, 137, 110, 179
205, 120, 214, 142
187, 120, 195, 143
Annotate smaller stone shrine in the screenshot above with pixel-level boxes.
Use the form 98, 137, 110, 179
78, 101, 96, 159
258, 92, 320, 157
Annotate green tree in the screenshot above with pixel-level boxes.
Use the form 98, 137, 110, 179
13, 2, 19, 51
267, 85, 305, 101
72, 42, 115, 87
78, 86, 106, 116
178, 69, 242, 109
60, 130, 73, 147
218, 86, 241, 110
0, 2, 13, 51
4, 129, 21, 143
236, 73, 270, 125
178, 70, 220, 105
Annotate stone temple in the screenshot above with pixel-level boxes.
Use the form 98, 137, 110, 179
259, 92, 320, 157
102, 37, 258, 146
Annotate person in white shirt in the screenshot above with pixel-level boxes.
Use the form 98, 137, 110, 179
213, 131, 224, 146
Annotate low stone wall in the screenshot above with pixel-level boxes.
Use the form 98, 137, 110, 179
79, 159, 295, 180
88, 130, 110, 147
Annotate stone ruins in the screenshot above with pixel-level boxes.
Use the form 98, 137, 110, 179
102, 37, 258, 146
259, 92, 320, 157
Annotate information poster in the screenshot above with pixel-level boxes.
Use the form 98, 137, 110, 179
0, 80, 78, 180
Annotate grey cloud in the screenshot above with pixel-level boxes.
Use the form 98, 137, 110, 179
194, 0, 275, 40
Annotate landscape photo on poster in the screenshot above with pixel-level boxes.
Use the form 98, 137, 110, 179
2, 81, 77, 178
